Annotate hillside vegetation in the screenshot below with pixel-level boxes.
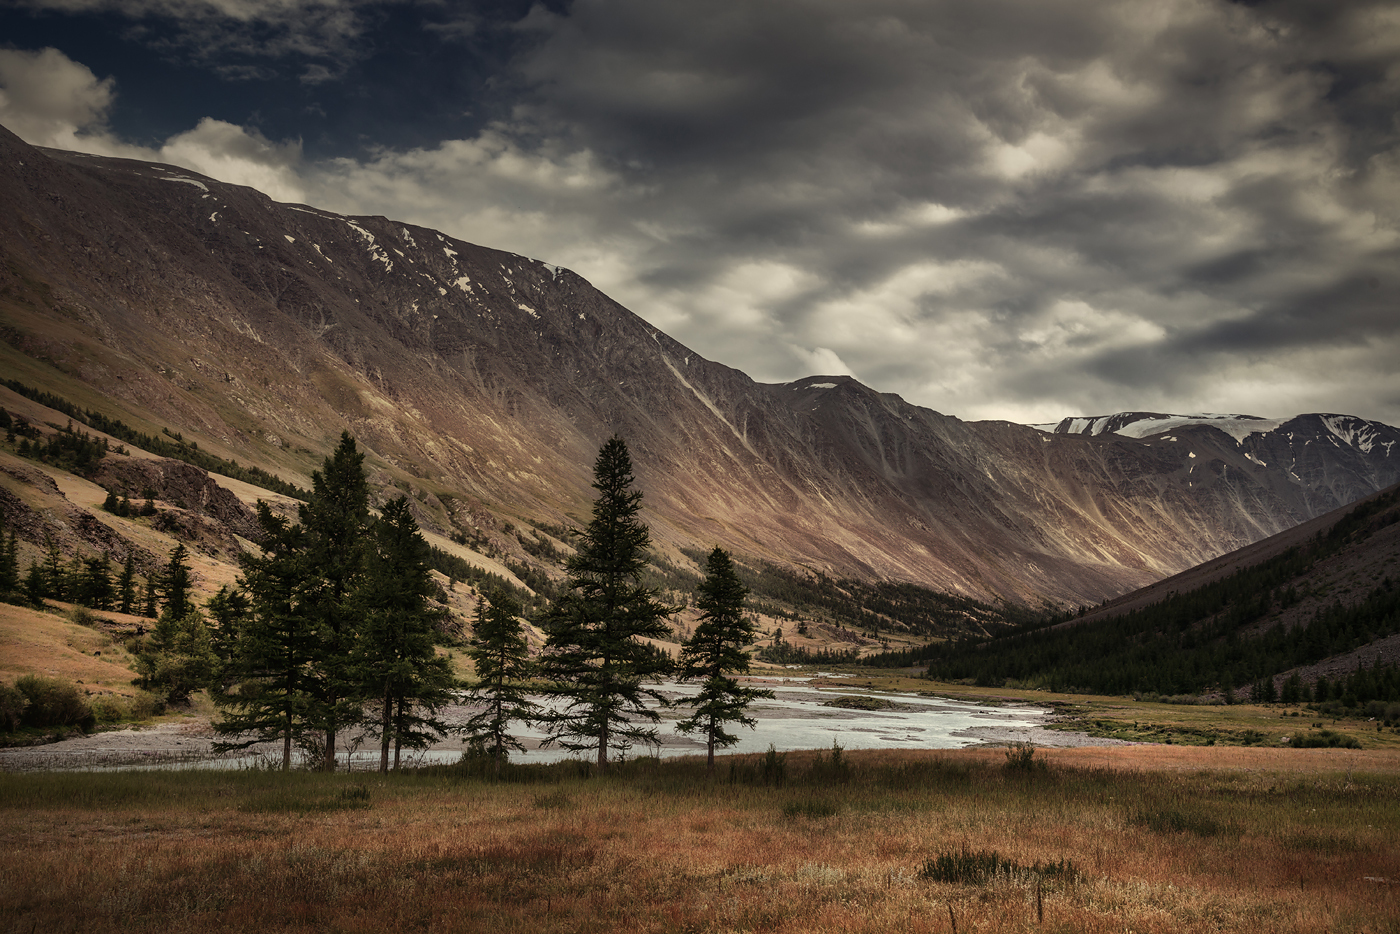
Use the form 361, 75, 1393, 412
873, 486, 1400, 712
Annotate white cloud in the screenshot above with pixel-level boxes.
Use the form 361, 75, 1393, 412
2, 0, 1399, 427
159, 118, 305, 203
0, 48, 118, 152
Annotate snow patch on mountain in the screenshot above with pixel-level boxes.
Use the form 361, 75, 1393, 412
1322, 415, 1383, 454
344, 219, 393, 273
162, 176, 209, 192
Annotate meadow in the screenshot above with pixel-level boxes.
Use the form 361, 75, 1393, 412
2, 744, 1397, 933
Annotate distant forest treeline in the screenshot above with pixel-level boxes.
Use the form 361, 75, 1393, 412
866, 487, 1400, 706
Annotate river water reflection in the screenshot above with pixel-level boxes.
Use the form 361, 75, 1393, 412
330, 677, 1052, 770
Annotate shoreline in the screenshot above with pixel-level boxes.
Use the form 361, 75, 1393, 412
0, 712, 1134, 773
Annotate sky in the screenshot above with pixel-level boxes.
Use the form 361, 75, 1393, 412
1, 0, 1397, 426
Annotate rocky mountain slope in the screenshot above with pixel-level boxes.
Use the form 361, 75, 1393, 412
1, 122, 1397, 607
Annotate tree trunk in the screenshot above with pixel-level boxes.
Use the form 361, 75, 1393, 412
598, 720, 609, 771
282, 691, 293, 770
707, 726, 715, 773
379, 685, 392, 774
393, 697, 402, 770
325, 723, 336, 772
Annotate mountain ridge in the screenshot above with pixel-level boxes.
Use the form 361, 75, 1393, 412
2, 123, 1397, 607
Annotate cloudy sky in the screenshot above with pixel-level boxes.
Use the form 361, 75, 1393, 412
2, 0, 1397, 425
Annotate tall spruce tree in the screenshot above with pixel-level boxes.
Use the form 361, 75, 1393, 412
676, 547, 773, 771
537, 436, 676, 768
463, 588, 537, 774
299, 432, 371, 770
350, 496, 455, 772
213, 505, 320, 769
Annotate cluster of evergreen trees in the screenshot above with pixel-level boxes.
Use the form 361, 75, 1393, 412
531, 436, 771, 771
4, 419, 775, 768
200, 433, 455, 771
0, 519, 173, 619
107, 433, 768, 772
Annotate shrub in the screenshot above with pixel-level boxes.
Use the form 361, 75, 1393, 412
0, 681, 27, 732
89, 691, 165, 724
1130, 806, 1229, 837
14, 675, 95, 731
761, 744, 788, 786
783, 799, 839, 819
920, 847, 1078, 885
1289, 729, 1362, 749
1003, 741, 1047, 773
808, 739, 852, 784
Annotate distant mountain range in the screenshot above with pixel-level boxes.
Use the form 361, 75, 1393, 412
1, 122, 1397, 608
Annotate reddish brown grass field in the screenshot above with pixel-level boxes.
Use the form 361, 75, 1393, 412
1, 745, 1397, 933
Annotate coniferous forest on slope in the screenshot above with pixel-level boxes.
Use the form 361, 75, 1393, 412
866, 487, 1400, 708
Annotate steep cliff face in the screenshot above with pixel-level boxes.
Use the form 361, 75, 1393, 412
1, 124, 1396, 606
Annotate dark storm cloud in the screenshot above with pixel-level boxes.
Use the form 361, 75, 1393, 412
1, 0, 1397, 424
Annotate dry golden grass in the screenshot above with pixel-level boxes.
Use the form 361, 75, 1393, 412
0, 602, 139, 695
1, 746, 1396, 933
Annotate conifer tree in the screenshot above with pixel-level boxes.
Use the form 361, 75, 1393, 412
213, 505, 320, 769
676, 547, 773, 771
300, 432, 370, 770
463, 588, 537, 774
134, 608, 218, 705
350, 496, 455, 772
23, 560, 46, 604
162, 544, 193, 620
0, 521, 18, 596
205, 585, 250, 672
141, 577, 159, 618
73, 553, 114, 610
117, 552, 136, 614
537, 436, 676, 769
42, 538, 65, 601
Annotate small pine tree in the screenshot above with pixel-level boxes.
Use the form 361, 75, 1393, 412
350, 496, 455, 773
676, 547, 774, 771
135, 608, 218, 705
537, 436, 677, 768
161, 544, 193, 620
42, 539, 66, 601
117, 553, 137, 614
73, 553, 114, 610
0, 524, 17, 596
463, 588, 538, 774
141, 578, 159, 618
205, 585, 251, 672
23, 560, 47, 603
